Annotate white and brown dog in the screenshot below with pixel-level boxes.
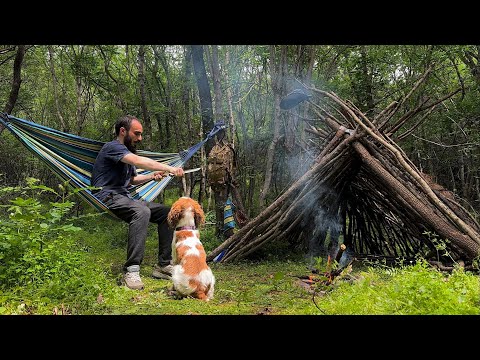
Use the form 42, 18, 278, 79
167, 196, 215, 301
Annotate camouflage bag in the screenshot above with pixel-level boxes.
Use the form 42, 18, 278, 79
207, 142, 234, 187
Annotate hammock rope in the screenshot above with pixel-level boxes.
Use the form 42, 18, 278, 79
0, 113, 225, 216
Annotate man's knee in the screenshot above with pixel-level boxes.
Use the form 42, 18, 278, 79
132, 205, 151, 219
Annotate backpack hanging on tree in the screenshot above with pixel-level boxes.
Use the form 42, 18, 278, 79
207, 141, 235, 187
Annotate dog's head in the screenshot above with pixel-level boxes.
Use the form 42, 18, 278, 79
167, 196, 206, 229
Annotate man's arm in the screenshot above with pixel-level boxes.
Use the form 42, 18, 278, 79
129, 172, 166, 186
122, 153, 184, 177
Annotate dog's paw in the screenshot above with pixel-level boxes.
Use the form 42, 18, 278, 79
167, 288, 184, 300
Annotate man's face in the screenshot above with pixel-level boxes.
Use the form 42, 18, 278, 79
124, 119, 143, 154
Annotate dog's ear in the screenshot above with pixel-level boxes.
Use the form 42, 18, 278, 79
167, 201, 183, 229
193, 201, 206, 227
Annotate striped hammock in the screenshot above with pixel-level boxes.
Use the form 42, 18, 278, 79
0, 113, 225, 217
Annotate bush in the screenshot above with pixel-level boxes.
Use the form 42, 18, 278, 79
0, 178, 116, 314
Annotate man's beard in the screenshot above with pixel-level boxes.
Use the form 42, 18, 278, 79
124, 134, 137, 154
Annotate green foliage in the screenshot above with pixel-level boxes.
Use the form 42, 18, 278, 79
0, 178, 118, 314
1, 179, 73, 283
318, 258, 480, 315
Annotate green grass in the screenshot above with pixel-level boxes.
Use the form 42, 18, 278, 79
316, 260, 480, 315
1, 189, 479, 315
57, 215, 322, 315
2, 211, 479, 315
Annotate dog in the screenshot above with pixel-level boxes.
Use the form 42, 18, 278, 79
167, 196, 215, 301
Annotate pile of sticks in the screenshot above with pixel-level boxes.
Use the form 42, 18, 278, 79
207, 73, 480, 266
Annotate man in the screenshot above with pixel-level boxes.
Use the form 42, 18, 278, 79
91, 115, 184, 290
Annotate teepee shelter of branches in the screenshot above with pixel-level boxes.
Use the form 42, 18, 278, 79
207, 79, 480, 269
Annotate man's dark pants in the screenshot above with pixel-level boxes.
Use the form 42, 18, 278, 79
104, 193, 172, 271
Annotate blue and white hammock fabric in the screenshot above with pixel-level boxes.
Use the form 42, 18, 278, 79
212, 197, 237, 262
223, 197, 236, 233
0, 113, 225, 217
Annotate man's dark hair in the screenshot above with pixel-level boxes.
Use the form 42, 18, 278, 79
115, 115, 138, 136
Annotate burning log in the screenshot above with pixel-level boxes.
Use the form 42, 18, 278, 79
207, 79, 480, 267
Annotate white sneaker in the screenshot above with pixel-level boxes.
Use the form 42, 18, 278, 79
123, 271, 144, 290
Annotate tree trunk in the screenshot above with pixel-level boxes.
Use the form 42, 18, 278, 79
225, 48, 236, 146
1, 45, 26, 135
210, 45, 224, 121
47, 46, 64, 131
191, 45, 214, 155
192, 45, 223, 230
259, 45, 286, 209
137, 45, 152, 145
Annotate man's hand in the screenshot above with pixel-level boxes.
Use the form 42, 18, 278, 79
169, 167, 184, 177
152, 171, 166, 181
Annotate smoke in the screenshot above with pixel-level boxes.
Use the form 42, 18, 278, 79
302, 184, 344, 267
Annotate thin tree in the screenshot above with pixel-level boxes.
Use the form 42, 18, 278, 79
259, 45, 287, 209
137, 45, 152, 145
1, 45, 26, 135
192, 45, 229, 235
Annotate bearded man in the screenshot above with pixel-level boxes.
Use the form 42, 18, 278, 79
91, 115, 184, 290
